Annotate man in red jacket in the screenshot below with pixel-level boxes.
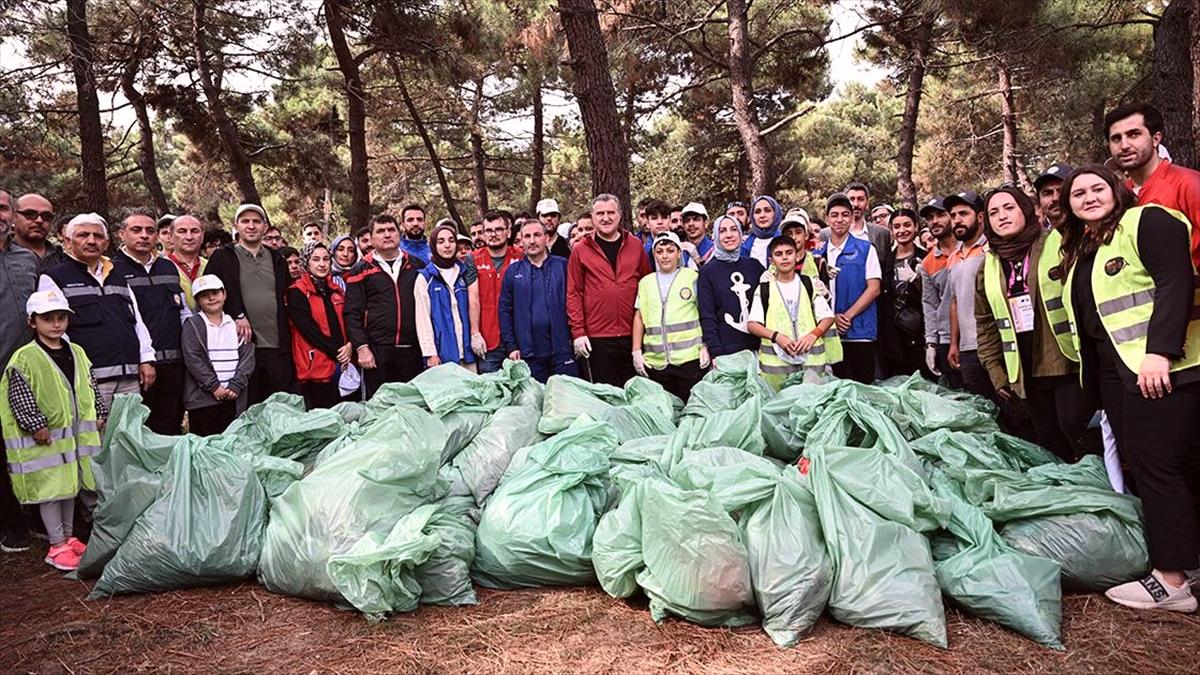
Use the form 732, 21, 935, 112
567, 193, 651, 386
473, 209, 524, 373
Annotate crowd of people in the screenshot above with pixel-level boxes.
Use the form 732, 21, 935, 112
0, 102, 1198, 613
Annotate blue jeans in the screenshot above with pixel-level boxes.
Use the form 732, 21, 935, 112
477, 347, 507, 374
526, 353, 578, 383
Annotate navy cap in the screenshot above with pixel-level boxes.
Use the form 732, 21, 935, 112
943, 190, 983, 212
918, 196, 946, 218
1033, 163, 1074, 189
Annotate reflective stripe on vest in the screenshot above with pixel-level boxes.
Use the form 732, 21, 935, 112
1037, 228, 1078, 361
1062, 205, 1200, 376
637, 268, 702, 368
983, 254, 1021, 384
757, 276, 826, 387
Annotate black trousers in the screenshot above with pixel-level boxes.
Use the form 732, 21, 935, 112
188, 401, 238, 436
0, 439, 29, 537
648, 360, 706, 401
1022, 374, 1094, 462
884, 337, 935, 381
363, 345, 424, 400
935, 343, 964, 390
247, 347, 296, 406
832, 341, 876, 384
586, 336, 635, 387
301, 381, 342, 410
144, 361, 185, 435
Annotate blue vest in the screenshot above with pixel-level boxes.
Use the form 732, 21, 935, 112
829, 236, 878, 341
44, 259, 141, 380
111, 252, 184, 363
420, 262, 474, 364
401, 239, 432, 265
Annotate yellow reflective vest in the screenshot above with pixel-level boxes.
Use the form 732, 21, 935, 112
756, 274, 840, 390
637, 268, 703, 368
1036, 228, 1078, 362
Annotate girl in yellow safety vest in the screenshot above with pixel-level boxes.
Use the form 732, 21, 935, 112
1056, 164, 1200, 614
632, 232, 709, 401
0, 291, 108, 572
973, 187, 1091, 462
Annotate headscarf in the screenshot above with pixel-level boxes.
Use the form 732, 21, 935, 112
329, 235, 358, 275
982, 187, 1041, 261
429, 222, 460, 270
711, 215, 744, 263
748, 195, 782, 239
300, 241, 330, 275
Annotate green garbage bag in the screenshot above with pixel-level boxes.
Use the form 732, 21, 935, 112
662, 397, 765, 465
595, 403, 677, 442
611, 435, 669, 468
760, 380, 899, 461
592, 469, 758, 627
472, 417, 619, 589
886, 375, 999, 439
911, 429, 1059, 476
539, 375, 678, 435
451, 406, 545, 506
416, 495, 478, 606
258, 405, 446, 603
680, 351, 772, 419
88, 435, 268, 597
77, 396, 176, 578
927, 470, 1063, 649
438, 411, 491, 465
221, 392, 346, 463
807, 444, 949, 648
411, 360, 532, 415
364, 382, 425, 416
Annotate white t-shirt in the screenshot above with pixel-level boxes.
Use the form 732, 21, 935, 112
749, 237, 772, 268
634, 269, 683, 310
748, 276, 833, 332
825, 238, 881, 301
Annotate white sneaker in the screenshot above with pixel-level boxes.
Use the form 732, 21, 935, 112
1106, 571, 1198, 613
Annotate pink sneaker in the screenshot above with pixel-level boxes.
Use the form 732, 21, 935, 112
66, 537, 86, 557
45, 543, 81, 571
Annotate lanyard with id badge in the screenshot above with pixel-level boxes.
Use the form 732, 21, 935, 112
1006, 254, 1035, 333
774, 279, 808, 365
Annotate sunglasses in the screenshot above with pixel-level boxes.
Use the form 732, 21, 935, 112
17, 209, 54, 222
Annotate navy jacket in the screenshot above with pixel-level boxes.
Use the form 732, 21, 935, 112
498, 255, 572, 358
697, 256, 766, 357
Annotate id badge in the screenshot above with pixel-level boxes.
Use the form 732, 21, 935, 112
1009, 294, 1035, 333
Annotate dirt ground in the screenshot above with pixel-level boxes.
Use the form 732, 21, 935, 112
2, 551, 1198, 675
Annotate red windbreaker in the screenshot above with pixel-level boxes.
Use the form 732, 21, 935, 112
1131, 160, 1200, 269
473, 246, 524, 350
566, 231, 651, 339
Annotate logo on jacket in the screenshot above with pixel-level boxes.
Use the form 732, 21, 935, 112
1104, 257, 1126, 276
679, 287, 693, 300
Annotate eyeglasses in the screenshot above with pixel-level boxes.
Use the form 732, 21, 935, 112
483, 227, 507, 235
16, 209, 54, 222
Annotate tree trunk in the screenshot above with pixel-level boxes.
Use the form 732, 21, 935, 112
120, 35, 169, 214
529, 70, 545, 213
324, 0, 371, 233
1153, 0, 1196, 168
389, 59, 463, 226
726, 0, 773, 196
192, 0, 260, 204
996, 58, 1032, 192
895, 16, 932, 211
469, 76, 489, 217
622, 49, 638, 151
65, 0, 109, 219
559, 0, 632, 225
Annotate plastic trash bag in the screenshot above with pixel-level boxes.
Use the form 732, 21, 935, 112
910, 429, 1059, 477
760, 381, 899, 461
593, 469, 757, 627
411, 360, 532, 415
662, 397, 765, 465
451, 406, 545, 506
472, 417, 619, 589
416, 495, 478, 606
258, 405, 446, 603
539, 376, 678, 435
681, 351, 772, 419
807, 444, 949, 648
438, 411, 491, 465
222, 392, 346, 463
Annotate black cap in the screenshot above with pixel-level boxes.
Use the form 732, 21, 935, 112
943, 190, 983, 212
1033, 163, 1074, 190
825, 192, 853, 213
918, 197, 946, 218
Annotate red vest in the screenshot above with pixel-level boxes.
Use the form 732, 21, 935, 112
472, 246, 524, 350
288, 273, 347, 382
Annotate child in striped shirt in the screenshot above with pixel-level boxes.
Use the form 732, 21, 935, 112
181, 275, 255, 436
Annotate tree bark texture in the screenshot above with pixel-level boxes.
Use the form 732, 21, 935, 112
470, 76, 489, 217
65, 0, 110, 219
895, 16, 932, 211
726, 0, 773, 196
559, 0, 632, 225
996, 58, 1031, 192
325, 0, 371, 233
389, 59, 463, 226
1152, 0, 1196, 168
192, 0, 260, 204
529, 71, 545, 213
119, 34, 169, 214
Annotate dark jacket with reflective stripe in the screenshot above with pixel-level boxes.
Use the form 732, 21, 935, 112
44, 259, 140, 379
111, 251, 185, 363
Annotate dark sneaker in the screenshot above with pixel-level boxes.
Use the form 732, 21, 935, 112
0, 528, 31, 553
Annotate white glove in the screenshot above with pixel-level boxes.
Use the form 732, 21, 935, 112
470, 333, 487, 358
573, 336, 592, 359
698, 345, 711, 369
632, 350, 648, 377
925, 345, 941, 376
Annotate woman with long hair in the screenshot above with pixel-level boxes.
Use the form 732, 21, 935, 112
1058, 164, 1199, 612
974, 187, 1089, 460
882, 208, 928, 377
286, 242, 352, 409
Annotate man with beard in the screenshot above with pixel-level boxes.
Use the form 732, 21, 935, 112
473, 210, 525, 373
399, 204, 431, 264
1033, 163, 1073, 230
11, 194, 69, 273
537, 198, 572, 258
918, 197, 959, 386
725, 201, 749, 230
943, 190, 992, 401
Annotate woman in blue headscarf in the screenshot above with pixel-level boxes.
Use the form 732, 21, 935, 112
740, 195, 782, 267
698, 215, 767, 358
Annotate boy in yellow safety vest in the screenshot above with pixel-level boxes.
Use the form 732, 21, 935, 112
632, 232, 709, 400
0, 290, 107, 572
747, 235, 839, 390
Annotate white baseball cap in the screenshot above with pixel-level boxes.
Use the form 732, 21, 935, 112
234, 203, 267, 222
652, 231, 682, 249
781, 208, 810, 228
557, 222, 572, 240
680, 202, 708, 219
536, 198, 560, 216
192, 274, 226, 298
26, 290, 73, 318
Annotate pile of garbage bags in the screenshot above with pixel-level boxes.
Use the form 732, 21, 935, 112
79, 352, 1148, 649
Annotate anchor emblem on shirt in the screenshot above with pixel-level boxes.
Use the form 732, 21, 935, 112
724, 271, 751, 334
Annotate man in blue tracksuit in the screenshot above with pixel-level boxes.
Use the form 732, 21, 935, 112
498, 219, 577, 383
816, 192, 881, 383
